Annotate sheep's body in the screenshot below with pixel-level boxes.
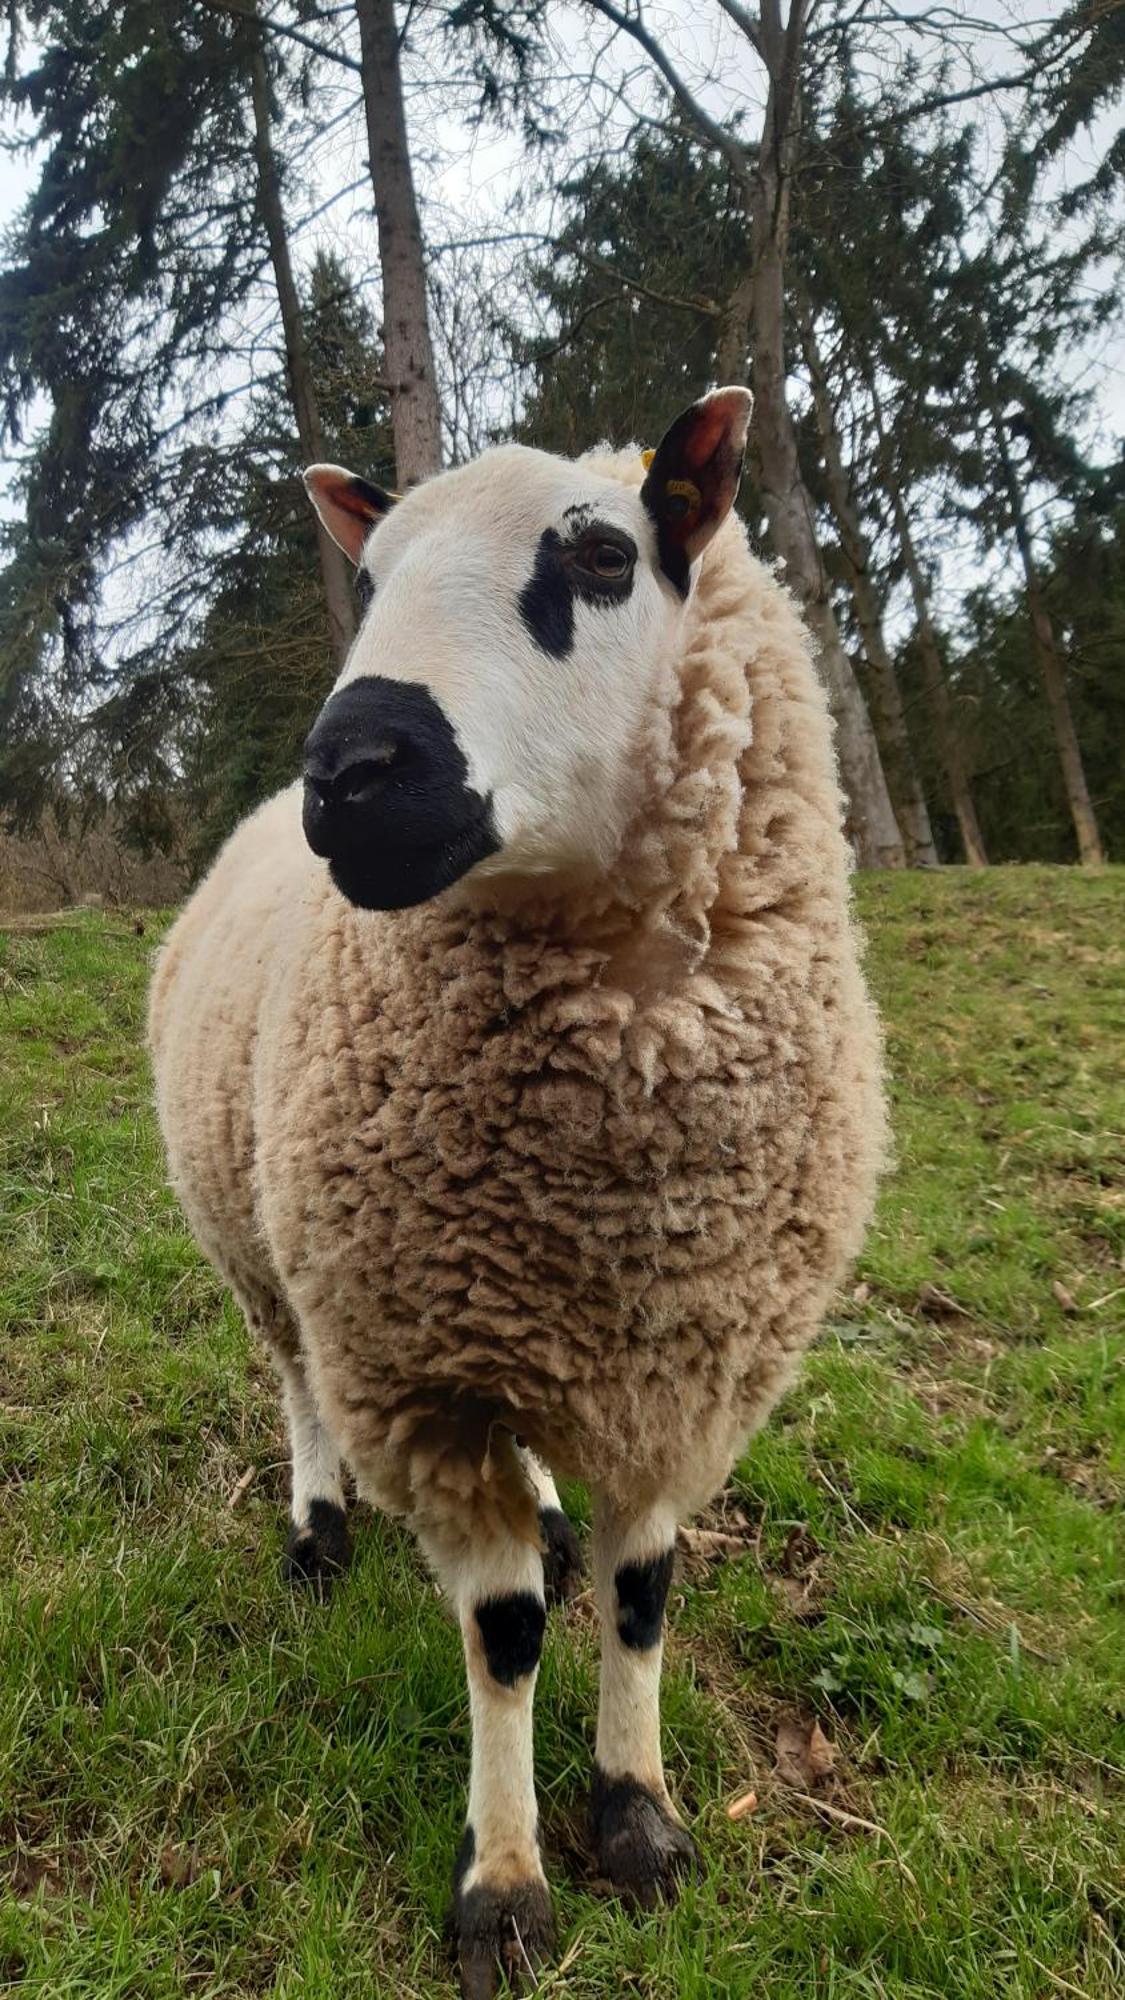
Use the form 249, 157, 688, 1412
150, 438, 884, 1990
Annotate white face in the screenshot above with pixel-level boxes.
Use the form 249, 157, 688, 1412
338, 445, 685, 880
303, 389, 751, 910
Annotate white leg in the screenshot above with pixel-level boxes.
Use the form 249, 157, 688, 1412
276, 1352, 349, 1590
589, 1494, 698, 1904
418, 1437, 555, 1998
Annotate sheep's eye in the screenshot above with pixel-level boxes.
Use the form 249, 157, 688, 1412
577, 537, 635, 584
355, 569, 374, 610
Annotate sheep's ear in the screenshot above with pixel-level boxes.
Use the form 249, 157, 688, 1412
303, 464, 397, 564
641, 386, 753, 594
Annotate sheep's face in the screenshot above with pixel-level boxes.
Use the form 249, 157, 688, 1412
302, 388, 750, 911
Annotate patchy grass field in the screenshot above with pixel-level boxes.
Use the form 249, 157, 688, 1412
2, 868, 1124, 1999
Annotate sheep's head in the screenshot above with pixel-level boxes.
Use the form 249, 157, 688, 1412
301, 387, 751, 912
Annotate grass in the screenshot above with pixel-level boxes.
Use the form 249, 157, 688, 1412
1, 867, 1124, 1998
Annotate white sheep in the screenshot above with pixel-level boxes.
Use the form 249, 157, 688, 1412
149, 389, 885, 1997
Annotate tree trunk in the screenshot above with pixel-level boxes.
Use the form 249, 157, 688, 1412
987, 392, 1104, 866
889, 485, 989, 867
743, 80, 903, 866
797, 307, 938, 867
249, 37, 356, 666
865, 374, 988, 865
354, 0, 443, 487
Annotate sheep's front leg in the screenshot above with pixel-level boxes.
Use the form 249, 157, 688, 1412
590, 1495, 699, 1904
424, 1478, 554, 1997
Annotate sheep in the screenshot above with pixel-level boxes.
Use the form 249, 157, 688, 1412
148, 387, 885, 1997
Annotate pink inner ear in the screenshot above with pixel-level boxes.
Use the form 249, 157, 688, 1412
306, 469, 381, 525
305, 467, 386, 565
683, 391, 751, 472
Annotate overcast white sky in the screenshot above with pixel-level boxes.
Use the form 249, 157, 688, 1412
0, 0, 1120, 645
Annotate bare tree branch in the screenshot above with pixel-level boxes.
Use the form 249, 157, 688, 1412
714, 0, 766, 63
581, 0, 757, 191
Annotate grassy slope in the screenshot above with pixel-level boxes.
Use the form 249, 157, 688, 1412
1, 868, 1123, 1999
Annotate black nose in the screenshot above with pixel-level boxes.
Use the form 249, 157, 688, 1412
302, 678, 426, 858
303, 729, 403, 823
301, 675, 499, 911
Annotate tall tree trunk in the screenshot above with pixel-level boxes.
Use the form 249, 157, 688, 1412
249, 37, 356, 666
354, 0, 443, 487
741, 69, 904, 866
866, 375, 988, 865
797, 306, 938, 867
986, 388, 1104, 866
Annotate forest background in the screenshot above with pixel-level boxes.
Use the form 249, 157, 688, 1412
0, 0, 1122, 902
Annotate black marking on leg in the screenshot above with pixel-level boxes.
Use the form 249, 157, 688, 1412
452, 1823, 476, 1898
589, 1765, 700, 1908
450, 1864, 555, 2000
540, 1505, 583, 1608
474, 1591, 545, 1688
615, 1547, 674, 1650
282, 1498, 350, 1596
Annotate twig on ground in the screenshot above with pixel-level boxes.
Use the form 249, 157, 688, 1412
227, 1466, 257, 1508
784, 1789, 919, 1891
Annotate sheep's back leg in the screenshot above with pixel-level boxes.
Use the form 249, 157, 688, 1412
273, 1345, 349, 1592
589, 1494, 699, 1904
416, 1434, 555, 1997
517, 1445, 583, 1606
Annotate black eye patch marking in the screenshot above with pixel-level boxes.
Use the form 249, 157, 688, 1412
518, 518, 638, 659
519, 528, 574, 658
355, 568, 374, 611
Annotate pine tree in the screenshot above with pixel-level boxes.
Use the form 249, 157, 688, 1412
169, 254, 395, 865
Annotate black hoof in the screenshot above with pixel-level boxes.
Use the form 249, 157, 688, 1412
282, 1498, 350, 1595
450, 1830, 555, 1997
539, 1505, 583, 1608
589, 1768, 700, 1908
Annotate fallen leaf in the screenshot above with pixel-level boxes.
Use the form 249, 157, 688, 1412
1052, 1279, 1078, 1313
772, 1573, 819, 1618
726, 1788, 758, 1822
158, 1844, 200, 1890
8, 1851, 61, 1900
806, 1720, 836, 1779
775, 1716, 836, 1790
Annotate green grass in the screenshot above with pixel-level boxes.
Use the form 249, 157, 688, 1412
2, 868, 1124, 1998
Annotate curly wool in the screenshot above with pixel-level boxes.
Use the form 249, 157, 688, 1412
150, 453, 885, 1543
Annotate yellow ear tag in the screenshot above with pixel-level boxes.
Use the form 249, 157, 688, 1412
641, 448, 656, 469
666, 477, 700, 503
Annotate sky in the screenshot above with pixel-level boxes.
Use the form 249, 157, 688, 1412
0, 0, 1121, 645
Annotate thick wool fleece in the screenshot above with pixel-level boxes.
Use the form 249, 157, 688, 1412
149, 455, 885, 1555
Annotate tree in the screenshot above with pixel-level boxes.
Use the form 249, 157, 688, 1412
248, 6, 357, 661
354, 0, 444, 484
170, 254, 394, 863
795, 300, 939, 867
945, 492, 1125, 863
0, 0, 270, 819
